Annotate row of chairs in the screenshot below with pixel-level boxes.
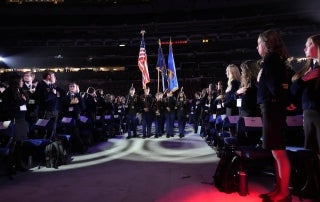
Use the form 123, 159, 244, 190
0, 113, 124, 176
201, 114, 305, 156
209, 114, 320, 200
0, 121, 15, 178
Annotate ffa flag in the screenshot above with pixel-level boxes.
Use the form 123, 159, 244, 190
138, 33, 150, 89
156, 41, 168, 92
167, 40, 179, 92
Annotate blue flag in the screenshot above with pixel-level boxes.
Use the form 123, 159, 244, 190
156, 42, 168, 92
167, 40, 179, 92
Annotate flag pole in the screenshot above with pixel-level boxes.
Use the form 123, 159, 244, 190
141, 29, 145, 90
157, 69, 160, 93
157, 39, 161, 94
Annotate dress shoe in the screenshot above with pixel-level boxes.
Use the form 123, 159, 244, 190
15, 165, 28, 172
259, 188, 279, 199
259, 192, 275, 199
278, 195, 292, 202
263, 195, 292, 202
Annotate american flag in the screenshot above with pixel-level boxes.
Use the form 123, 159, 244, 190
138, 32, 150, 89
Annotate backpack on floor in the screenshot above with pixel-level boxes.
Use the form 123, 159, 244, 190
213, 154, 240, 194
45, 140, 67, 169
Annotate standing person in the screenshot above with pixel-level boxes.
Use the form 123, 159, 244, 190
214, 81, 226, 116
221, 64, 241, 137
140, 86, 154, 138
22, 71, 38, 131
61, 82, 86, 153
164, 91, 176, 138
2, 73, 29, 172
124, 86, 140, 139
114, 95, 126, 135
257, 29, 291, 202
35, 70, 64, 138
82, 87, 97, 139
0, 80, 8, 121
222, 64, 241, 116
201, 91, 216, 139
154, 92, 165, 138
175, 90, 189, 138
191, 91, 202, 134
95, 88, 107, 117
236, 60, 260, 117
236, 60, 261, 146
291, 34, 320, 158
61, 83, 86, 123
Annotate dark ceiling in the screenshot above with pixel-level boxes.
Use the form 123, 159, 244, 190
0, 0, 319, 68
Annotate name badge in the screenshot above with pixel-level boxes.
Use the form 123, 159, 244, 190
35, 119, 49, 127
69, 107, 74, 111
217, 104, 221, 109
62, 117, 72, 123
114, 115, 119, 118
80, 116, 88, 123
29, 99, 35, 104
237, 98, 242, 107
212, 114, 217, 120
20, 104, 27, 111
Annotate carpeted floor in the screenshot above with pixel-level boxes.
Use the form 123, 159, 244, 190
0, 124, 314, 202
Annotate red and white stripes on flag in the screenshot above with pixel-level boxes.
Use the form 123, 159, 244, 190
138, 35, 150, 89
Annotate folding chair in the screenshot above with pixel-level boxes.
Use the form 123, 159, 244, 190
233, 117, 273, 195
23, 119, 53, 168
216, 115, 239, 157
0, 121, 14, 178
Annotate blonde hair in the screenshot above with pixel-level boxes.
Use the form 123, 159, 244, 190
240, 60, 260, 88
226, 64, 241, 92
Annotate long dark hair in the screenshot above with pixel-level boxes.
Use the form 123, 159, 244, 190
8, 72, 27, 101
259, 29, 289, 60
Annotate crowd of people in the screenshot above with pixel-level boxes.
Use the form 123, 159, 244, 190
0, 30, 319, 202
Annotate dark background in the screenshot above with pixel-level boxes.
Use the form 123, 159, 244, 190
0, 0, 319, 95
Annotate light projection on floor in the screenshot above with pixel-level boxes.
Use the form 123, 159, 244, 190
31, 125, 217, 172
